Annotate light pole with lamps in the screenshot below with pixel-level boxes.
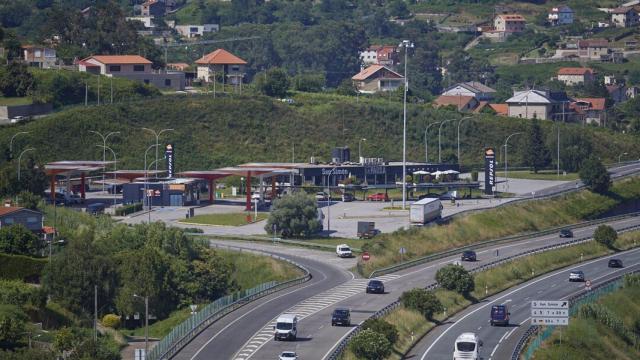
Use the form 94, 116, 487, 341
132, 294, 149, 356
457, 116, 473, 165
503, 132, 523, 193
399, 39, 414, 210
9, 131, 29, 156
96, 145, 118, 206
17, 148, 35, 181
142, 128, 174, 177
326, 167, 337, 235
424, 121, 440, 163
89, 130, 119, 192
618, 152, 628, 163
438, 119, 456, 163
143, 144, 160, 218
358, 138, 366, 162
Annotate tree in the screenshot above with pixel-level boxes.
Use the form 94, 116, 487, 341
436, 265, 475, 296
361, 318, 398, 345
336, 78, 356, 96
0, 224, 42, 256
16, 191, 40, 210
400, 288, 443, 320
387, 0, 410, 19
265, 192, 322, 238
253, 67, 290, 97
349, 328, 392, 360
579, 156, 610, 193
291, 72, 325, 93
594, 225, 617, 248
0, 62, 35, 97
524, 119, 552, 173
0, 304, 27, 349
560, 131, 593, 173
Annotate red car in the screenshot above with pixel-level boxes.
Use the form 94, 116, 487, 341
367, 193, 389, 202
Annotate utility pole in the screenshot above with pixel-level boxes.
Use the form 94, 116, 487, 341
94, 285, 98, 342
85, 82, 88, 106
399, 40, 414, 210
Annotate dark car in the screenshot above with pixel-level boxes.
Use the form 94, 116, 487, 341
366, 280, 385, 294
331, 308, 351, 326
490, 304, 510, 326
86, 203, 106, 215
461, 250, 477, 262
341, 193, 355, 202
608, 259, 623, 268
559, 229, 573, 238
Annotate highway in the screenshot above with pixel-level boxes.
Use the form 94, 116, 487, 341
412, 247, 640, 360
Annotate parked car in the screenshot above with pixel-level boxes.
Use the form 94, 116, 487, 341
10, 116, 25, 123
331, 308, 351, 326
341, 193, 355, 202
490, 304, 510, 326
366, 280, 385, 294
279, 352, 298, 360
86, 203, 106, 215
315, 192, 329, 201
608, 259, 623, 268
461, 250, 477, 262
569, 270, 585, 282
559, 229, 573, 238
367, 192, 389, 202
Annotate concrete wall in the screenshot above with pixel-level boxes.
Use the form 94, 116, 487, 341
508, 104, 551, 120
0, 103, 53, 120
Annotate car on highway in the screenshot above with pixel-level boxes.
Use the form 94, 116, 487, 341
490, 304, 510, 326
608, 259, 624, 268
331, 308, 351, 326
315, 192, 329, 201
366, 279, 385, 294
279, 351, 298, 360
274, 314, 298, 341
461, 250, 477, 262
559, 229, 573, 238
367, 192, 389, 202
569, 270, 585, 282
453, 332, 482, 360
341, 192, 355, 202
336, 244, 353, 258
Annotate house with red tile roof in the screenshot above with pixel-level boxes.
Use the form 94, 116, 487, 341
22, 45, 57, 69
610, 6, 639, 28
488, 103, 508, 116
570, 98, 606, 125
557, 67, 595, 85
79, 55, 185, 90
351, 65, 404, 94
433, 95, 479, 112
195, 49, 247, 86
0, 206, 43, 233
494, 14, 526, 33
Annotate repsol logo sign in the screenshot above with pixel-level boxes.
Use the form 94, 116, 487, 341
322, 169, 349, 176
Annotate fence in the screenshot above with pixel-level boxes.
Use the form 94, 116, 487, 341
147, 250, 311, 360
512, 269, 639, 360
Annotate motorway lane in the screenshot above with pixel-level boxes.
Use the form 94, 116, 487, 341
242, 215, 640, 360
413, 247, 640, 360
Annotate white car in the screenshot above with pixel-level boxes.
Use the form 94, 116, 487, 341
336, 244, 352, 258
279, 352, 298, 360
569, 270, 585, 282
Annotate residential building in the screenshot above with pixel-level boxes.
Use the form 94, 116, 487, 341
505, 89, 571, 120
606, 84, 627, 103
577, 39, 610, 60
489, 103, 509, 116
126, 16, 155, 28
359, 45, 399, 68
0, 207, 43, 233
175, 24, 219, 38
78, 55, 185, 90
557, 67, 595, 85
604, 74, 619, 85
351, 65, 404, 94
141, 0, 165, 18
195, 49, 247, 85
22, 45, 57, 69
441, 82, 497, 101
570, 98, 606, 125
359, 46, 379, 66
433, 95, 479, 112
493, 14, 526, 33
548, 5, 574, 26
626, 86, 640, 99
610, 6, 639, 28
167, 63, 190, 71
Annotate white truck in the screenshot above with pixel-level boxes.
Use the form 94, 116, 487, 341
274, 314, 298, 341
410, 198, 443, 225
453, 332, 482, 360
336, 244, 353, 258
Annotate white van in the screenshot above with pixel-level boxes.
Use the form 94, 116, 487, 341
336, 244, 352, 258
453, 332, 482, 360
274, 314, 298, 341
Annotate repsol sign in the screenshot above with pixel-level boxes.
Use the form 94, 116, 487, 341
484, 147, 495, 195
165, 144, 174, 178
321, 168, 349, 176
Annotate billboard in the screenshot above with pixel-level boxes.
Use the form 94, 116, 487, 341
484, 147, 495, 195
165, 144, 174, 178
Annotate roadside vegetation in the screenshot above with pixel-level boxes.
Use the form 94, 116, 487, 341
181, 212, 268, 226
496, 170, 580, 181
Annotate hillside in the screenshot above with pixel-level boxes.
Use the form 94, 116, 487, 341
0, 93, 637, 172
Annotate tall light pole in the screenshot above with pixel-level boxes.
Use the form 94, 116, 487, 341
133, 294, 149, 356
618, 152, 628, 163
97, 145, 117, 206
326, 167, 337, 235
142, 128, 174, 177
17, 148, 35, 181
424, 121, 440, 163
399, 40, 414, 210
438, 119, 456, 163
457, 116, 473, 166
9, 131, 29, 156
358, 138, 367, 162
504, 132, 523, 193
144, 144, 159, 217
89, 130, 119, 192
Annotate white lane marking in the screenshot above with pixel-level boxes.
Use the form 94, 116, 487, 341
504, 327, 518, 341
502, 299, 512, 305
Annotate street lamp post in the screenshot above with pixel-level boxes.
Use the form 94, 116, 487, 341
618, 152, 628, 163
424, 121, 441, 163
133, 294, 149, 356
438, 119, 456, 163
457, 116, 473, 166
9, 131, 29, 156
144, 144, 160, 219
17, 148, 35, 181
504, 132, 523, 193
326, 167, 337, 235
399, 40, 414, 210
358, 138, 367, 162
89, 131, 119, 192
97, 145, 117, 206
142, 128, 174, 177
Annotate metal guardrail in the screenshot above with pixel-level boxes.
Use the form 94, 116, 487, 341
327, 224, 640, 360
147, 247, 312, 360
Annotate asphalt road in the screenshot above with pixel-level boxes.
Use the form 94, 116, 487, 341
239, 215, 640, 360
412, 247, 640, 360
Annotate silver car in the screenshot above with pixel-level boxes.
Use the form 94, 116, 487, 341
279, 351, 298, 360
569, 270, 585, 282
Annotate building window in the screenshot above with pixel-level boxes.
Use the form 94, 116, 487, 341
231, 66, 240, 72
134, 65, 145, 72
164, 79, 171, 86
109, 65, 121, 72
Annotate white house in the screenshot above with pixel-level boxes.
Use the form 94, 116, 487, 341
506, 90, 554, 120
611, 6, 639, 28
441, 82, 497, 101
174, 24, 219, 38
78, 55, 185, 90
548, 5, 574, 26
557, 67, 595, 85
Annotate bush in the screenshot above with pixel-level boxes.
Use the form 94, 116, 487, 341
361, 318, 398, 345
579, 156, 611, 194
0, 304, 28, 348
115, 203, 142, 216
349, 328, 392, 360
0, 280, 46, 309
0, 253, 47, 281
253, 67, 290, 97
436, 265, 475, 296
400, 288, 443, 320
182, 227, 204, 233
291, 73, 325, 92
0, 224, 43, 256
593, 225, 617, 248
471, 170, 478, 182
265, 192, 321, 238
101, 314, 120, 329
624, 274, 640, 288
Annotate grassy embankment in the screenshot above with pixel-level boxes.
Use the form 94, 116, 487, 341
495, 170, 580, 181
180, 212, 268, 226
359, 177, 640, 276
341, 230, 640, 360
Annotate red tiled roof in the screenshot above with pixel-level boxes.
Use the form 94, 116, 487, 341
433, 95, 476, 110
557, 67, 594, 75
610, 6, 635, 14
496, 14, 526, 21
573, 98, 606, 111
195, 49, 247, 65
352, 65, 403, 81
85, 55, 152, 65
489, 103, 508, 116
0, 206, 24, 216
167, 62, 190, 70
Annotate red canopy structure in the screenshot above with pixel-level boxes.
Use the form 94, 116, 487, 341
176, 170, 233, 202
216, 166, 296, 210
44, 161, 113, 201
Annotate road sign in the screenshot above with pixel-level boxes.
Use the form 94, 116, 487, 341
531, 300, 569, 326
399, 247, 407, 254
362, 252, 371, 261
585, 280, 592, 290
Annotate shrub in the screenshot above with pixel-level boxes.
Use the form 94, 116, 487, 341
0, 280, 46, 309
593, 225, 617, 248
579, 156, 611, 194
115, 203, 142, 216
361, 318, 398, 345
102, 314, 121, 329
471, 170, 478, 182
0, 253, 47, 281
436, 265, 475, 296
400, 288, 443, 320
0, 224, 43, 256
265, 193, 321, 238
624, 274, 640, 288
349, 328, 392, 359
0, 304, 28, 348
182, 227, 204, 233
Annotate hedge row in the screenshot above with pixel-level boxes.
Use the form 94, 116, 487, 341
0, 280, 46, 309
115, 203, 143, 216
0, 253, 47, 282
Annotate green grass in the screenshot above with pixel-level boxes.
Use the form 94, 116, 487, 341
496, 170, 580, 181
180, 212, 268, 226
0, 97, 33, 106
121, 307, 192, 338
